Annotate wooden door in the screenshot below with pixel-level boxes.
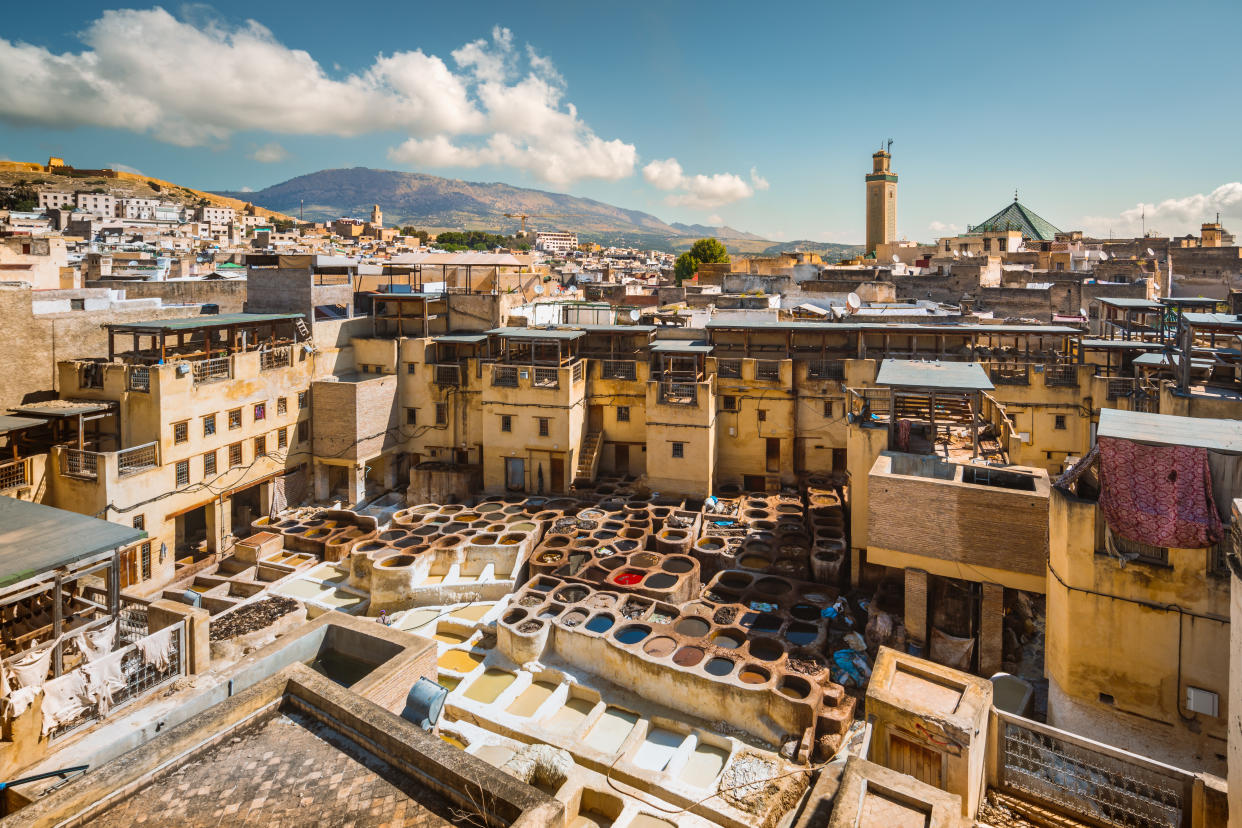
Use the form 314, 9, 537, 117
888, 732, 943, 789
614, 444, 629, 474
505, 457, 525, 491
550, 458, 565, 492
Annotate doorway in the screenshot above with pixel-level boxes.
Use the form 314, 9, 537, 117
614, 444, 629, 474
550, 457, 565, 492
174, 505, 208, 558
588, 405, 604, 433
765, 438, 780, 473
231, 483, 262, 530
505, 457, 525, 491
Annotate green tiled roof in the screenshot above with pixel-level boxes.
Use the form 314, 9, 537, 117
971, 199, 1061, 241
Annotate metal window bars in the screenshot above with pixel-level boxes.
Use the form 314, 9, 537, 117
807, 360, 846, 381
600, 360, 637, 381
118, 442, 158, 477
493, 366, 519, 387
259, 346, 292, 371
659, 382, 698, 406
434, 364, 461, 386
0, 457, 30, 491
128, 366, 150, 392
754, 360, 782, 381
62, 449, 99, 479
533, 367, 559, 389
1043, 363, 1079, 387
717, 359, 742, 379
192, 356, 232, 384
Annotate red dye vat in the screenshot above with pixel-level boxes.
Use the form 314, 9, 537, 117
613, 573, 643, 586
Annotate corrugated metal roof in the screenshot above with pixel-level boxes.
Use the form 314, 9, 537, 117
704, 320, 1081, 335
1131, 353, 1214, 370
486, 327, 586, 341
11, 401, 114, 419
650, 340, 713, 353
1079, 339, 1168, 351
432, 333, 488, 344
1096, 297, 1164, 310
0, 497, 145, 589
107, 313, 303, 332
875, 359, 994, 391
0, 415, 45, 435
1183, 313, 1242, 331
389, 252, 525, 267
1097, 408, 1242, 453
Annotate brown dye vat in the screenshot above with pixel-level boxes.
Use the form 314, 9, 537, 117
503, 609, 528, 625
718, 573, 752, 590
675, 616, 711, 638
748, 638, 784, 662
672, 646, 705, 667
641, 636, 676, 658
378, 554, 417, 568
598, 556, 626, 571
474, 534, 499, 545
711, 631, 742, 650
661, 557, 693, 574
739, 665, 771, 684
562, 609, 588, 628
738, 555, 770, 570
778, 676, 811, 700
555, 586, 589, 603
644, 573, 676, 590
754, 577, 791, 595
630, 553, 659, 568
434, 534, 464, 548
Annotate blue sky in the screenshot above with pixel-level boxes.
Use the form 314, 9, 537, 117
2, 0, 1240, 243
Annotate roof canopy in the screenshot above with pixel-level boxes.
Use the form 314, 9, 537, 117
0, 414, 46, 435
107, 312, 303, 333
486, 327, 585, 341
0, 497, 145, 589
650, 340, 713, 353
875, 359, 995, 392
1098, 408, 1242, 454
971, 199, 1061, 241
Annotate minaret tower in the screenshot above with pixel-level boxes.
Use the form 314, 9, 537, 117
865, 141, 897, 257
370, 204, 383, 227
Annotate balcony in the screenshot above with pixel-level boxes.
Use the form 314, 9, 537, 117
493, 365, 519, 387
717, 359, 742, 379
128, 366, 150, 392
754, 359, 782, 382
658, 381, 699, 406
60, 441, 159, 481
599, 360, 637, 381
806, 360, 846, 381
533, 367, 560, 389
988, 363, 1030, 386
1042, 363, 1079, 387
192, 356, 232, 384
259, 345, 292, 372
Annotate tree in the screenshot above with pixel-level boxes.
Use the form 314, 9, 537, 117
689, 237, 729, 265
674, 252, 698, 285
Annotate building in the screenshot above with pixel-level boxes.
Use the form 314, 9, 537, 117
865, 146, 897, 256
37, 191, 75, 211
369, 203, 382, 227
535, 231, 579, 254
197, 205, 236, 225
970, 196, 1062, 242
74, 192, 116, 217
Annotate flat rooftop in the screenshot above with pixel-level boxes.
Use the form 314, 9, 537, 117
1097, 408, 1242, 453
105, 312, 304, 332
875, 359, 995, 392
0, 497, 145, 589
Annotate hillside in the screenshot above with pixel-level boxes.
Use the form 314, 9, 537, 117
217, 167, 863, 257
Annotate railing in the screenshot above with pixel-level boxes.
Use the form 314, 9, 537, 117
493, 365, 518, 387
128, 366, 150, 392
717, 359, 742, 379
0, 457, 31, 491
658, 381, 698, 406
259, 345, 292, 371
1043, 363, 1079, 387
807, 360, 846, 381
434, 364, 461, 386
994, 710, 1189, 828
990, 363, 1031, 385
192, 356, 231, 384
600, 360, 637, 381
533, 367, 559, 389
754, 360, 782, 382
62, 449, 99, 479
49, 621, 185, 742
117, 598, 150, 645
117, 442, 158, 477
1106, 377, 1134, 400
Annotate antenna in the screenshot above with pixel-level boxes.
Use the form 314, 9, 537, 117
886, 138, 893, 154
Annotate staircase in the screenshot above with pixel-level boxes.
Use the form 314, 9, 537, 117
574, 431, 603, 487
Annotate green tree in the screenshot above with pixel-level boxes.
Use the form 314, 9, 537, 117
689, 237, 729, 265
674, 252, 698, 285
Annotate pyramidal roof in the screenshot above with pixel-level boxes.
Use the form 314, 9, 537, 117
971, 197, 1061, 241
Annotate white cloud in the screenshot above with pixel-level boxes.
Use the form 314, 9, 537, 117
110, 162, 143, 175
1080, 183, 1242, 237
238, 185, 254, 193
707, 214, 723, 225
641, 157, 767, 208
249, 142, 289, 163
928, 220, 961, 234
0, 13, 632, 184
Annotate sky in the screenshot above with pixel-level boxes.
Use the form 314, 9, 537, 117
1, 0, 1240, 244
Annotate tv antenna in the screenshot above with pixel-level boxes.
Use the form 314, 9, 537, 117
886, 138, 893, 154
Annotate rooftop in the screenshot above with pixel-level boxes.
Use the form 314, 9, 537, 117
650, 340, 713, 353
970, 198, 1062, 241
0, 497, 145, 589
486, 326, 586, 341
105, 312, 304, 333
874, 359, 995, 392
1097, 408, 1242, 453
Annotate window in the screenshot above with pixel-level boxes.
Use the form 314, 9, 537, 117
229, 442, 242, 467
435, 403, 448, 425
298, 391, 308, 409
823, 401, 834, 417
203, 413, 216, 436
1054, 414, 1067, 430
255, 435, 267, 457
405, 407, 419, 426
616, 406, 630, 422
254, 402, 266, 421
671, 442, 685, 459
277, 397, 287, 415
132, 515, 145, 531
175, 459, 189, 486
407, 363, 417, 374
722, 396, 737, 411
1106, 527, 1168, 566
501, 414, 512, 432
297, 421, 308, 443
204, 450, 217, 476
538, 418, 550, 437
140, 542, 151, 581
228, 408, 242, 429
172, 421, 189, 444
758, 409, 768, 422
277, 428, 288, 449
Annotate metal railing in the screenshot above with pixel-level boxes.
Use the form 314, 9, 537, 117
533, 367, 559, 389
259, 345, 292, 371
717, 359, 742, 379
49, 621, 185, 742
807, 360, 846, 381
600, 360, 637, 381
117, 442, 158, 477
62, 449, 99, 479
755, 360, 782, 381
1106, 377, 1134, 400
990, 363, 1031, 385
0, 457, 30, 491
658, 381, 698, 406
493, 365, 518, 387
192, 356, 232, 384
1043, 363, 1079, 387
434, 364, 461, 386
995, 710, 1189, 828
128, 366, 150, 392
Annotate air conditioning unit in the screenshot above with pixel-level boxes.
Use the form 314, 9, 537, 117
1186, 686, 1219, 717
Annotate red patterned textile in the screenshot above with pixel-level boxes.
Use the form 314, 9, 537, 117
1098, 436, 1222, 549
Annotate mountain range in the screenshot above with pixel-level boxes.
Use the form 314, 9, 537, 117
217, 167, 862, 258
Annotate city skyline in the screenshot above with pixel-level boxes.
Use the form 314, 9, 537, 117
1, 0, 1240, 243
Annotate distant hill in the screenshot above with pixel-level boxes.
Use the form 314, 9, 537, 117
757, 240, 864, 259
217, 167, 863, 257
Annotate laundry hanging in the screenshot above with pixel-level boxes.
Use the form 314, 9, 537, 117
1098, 436, 1223, 549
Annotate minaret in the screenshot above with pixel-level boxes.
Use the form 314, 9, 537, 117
370, 204, 383, 227
865, 143, 897, 257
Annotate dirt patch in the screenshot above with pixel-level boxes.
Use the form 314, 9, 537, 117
713, 606, 737, 625
517, 621, 543, 633
517, 595, 543, 607
210, 597, 300, 641
785, 657, 826, 676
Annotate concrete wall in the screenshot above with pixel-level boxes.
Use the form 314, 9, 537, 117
88, 279, 247, 313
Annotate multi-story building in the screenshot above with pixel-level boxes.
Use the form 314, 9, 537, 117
535, 231, 579, 254
37, 191, 75, 211
197, 205, 236, 225
75, 192, 117, 217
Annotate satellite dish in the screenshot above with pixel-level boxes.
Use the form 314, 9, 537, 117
891, 254, 900, 263
952, 250, 960, 258
1099, 251, 1109, 260
628, 309, 640, 321
533, 283, 544, 295
1146, 247, 1156, 258
846, 292, 861, 314
1079, 307, 1088, 319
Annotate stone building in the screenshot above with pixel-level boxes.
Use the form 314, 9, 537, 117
864, 147, 897, 257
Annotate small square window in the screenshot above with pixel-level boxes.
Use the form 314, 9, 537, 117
228, 408, 242, 429
254, 435, 267, 457
203, 413, 216, 436
616, 406, 630, 422
297, 421, 308, 443
277, 428, 287, 449
406, 408, 418, 426
132, 514, 145, 531
722, 396, 737, 411
671, 442, 685, 459
1054, 414, 1067, 430
140, 542, 151, 581
298, 391, 308, 409
277, 397, 287, 415
501, 414, 512, 432
823, 401, 833, 417
204, 450, 217, 476
435, 403, 448, 425
173, 421, 188, 444
538, 418, 550, 437
254, 402, 266, 421
758, 409, 768, 422
175, 459, 189, 486
229, 442, 242, 467
407, 363, 417, 374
